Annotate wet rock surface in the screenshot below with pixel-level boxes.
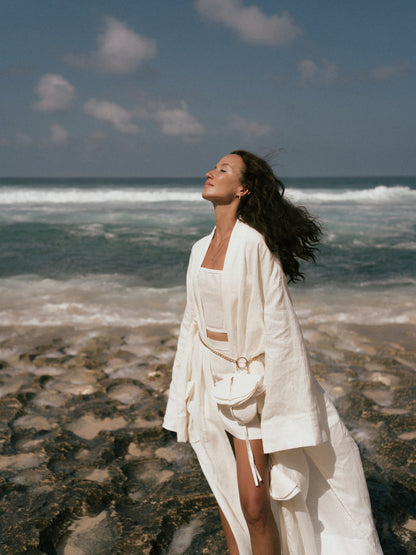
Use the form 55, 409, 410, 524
0, 322, 415, 554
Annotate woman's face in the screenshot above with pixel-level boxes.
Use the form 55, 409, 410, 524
202, 154, 246, 205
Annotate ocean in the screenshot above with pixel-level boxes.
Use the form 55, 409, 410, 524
1, 176, 415, 332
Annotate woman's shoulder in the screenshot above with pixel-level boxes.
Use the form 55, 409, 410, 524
237, 220, 284, 272
236, 220, 267, 250
190, 230, 213, 254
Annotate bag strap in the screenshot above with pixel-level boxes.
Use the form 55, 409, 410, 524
243, 424, 263, 487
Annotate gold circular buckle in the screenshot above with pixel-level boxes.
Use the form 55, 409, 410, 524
236, 356, 249, 370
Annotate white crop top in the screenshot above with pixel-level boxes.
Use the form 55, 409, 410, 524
198, 267, 227, 333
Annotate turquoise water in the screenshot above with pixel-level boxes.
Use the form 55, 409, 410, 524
1, 176, 415, 328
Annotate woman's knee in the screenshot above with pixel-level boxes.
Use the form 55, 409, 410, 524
240, 491, 271, 528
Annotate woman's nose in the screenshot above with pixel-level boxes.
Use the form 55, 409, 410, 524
206, 169, 213, 178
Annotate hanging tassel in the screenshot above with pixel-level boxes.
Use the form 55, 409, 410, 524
245, 427, 263, 486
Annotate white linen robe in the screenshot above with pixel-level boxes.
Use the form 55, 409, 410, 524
163, 219, 382, 554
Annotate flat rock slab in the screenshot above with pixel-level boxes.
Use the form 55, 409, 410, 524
0, 322, 415, 554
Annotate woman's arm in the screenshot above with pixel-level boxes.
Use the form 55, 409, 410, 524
163, 246, 198, 439
258, 242, 326, 453
163, 298, 195, 433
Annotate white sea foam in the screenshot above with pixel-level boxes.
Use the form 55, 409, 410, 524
286, 185, 416, 205
0, 184, 414, 206
1, 274, 414, 330
68, 223, 117, 239
293, 286, 416, 326
358, 276, 416, 287
0, 187, 202, 205
167, 515, 204, 554
392, 241, 416, 251
0, 275, 186, 328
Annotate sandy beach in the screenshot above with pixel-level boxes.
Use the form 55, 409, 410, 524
0, 316, 415, 554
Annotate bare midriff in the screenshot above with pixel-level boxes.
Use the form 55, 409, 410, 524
206, 329, 228, 342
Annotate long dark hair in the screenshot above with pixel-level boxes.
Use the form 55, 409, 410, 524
232, 150, 322, 282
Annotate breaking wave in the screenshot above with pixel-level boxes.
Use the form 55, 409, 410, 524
0, 185, 415, 206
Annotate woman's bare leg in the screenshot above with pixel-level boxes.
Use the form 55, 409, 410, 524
218, 505, 239, 555
217, 432, 239, 553
233, 437, 281, 555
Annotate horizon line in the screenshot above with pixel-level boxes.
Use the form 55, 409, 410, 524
0, 174, 414, 180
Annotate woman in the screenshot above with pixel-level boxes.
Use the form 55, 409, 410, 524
163, 151, 382, 554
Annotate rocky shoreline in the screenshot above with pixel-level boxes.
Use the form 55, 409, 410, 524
0, 321, 415, 554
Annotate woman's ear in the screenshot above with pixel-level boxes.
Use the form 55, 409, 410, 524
239, 187, 250, 198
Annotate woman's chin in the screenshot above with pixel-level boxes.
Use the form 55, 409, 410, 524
202, 189, 213, 200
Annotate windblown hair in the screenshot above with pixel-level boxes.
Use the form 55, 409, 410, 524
232, 150, 322, 282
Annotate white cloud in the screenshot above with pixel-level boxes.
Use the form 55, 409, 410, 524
33, 74, 75, 112
367, 60, 411, 82
83, 98, 203, 140
137, 101, 205, 139
84, 99, 141, 134
298, 58, 410, 87
298, 59, 338, 86
226, 114, 272, 137
153, 102, 205, 138
64, 16, 157, 74
16, 132, 33, 145
50, 123, 68, 145
195, 0, 301, 46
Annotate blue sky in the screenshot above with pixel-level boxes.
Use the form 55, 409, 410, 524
0, 0, 414, 177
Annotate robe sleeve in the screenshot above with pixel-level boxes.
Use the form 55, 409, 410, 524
162, 248, 197, 441
257, 242, 326, 453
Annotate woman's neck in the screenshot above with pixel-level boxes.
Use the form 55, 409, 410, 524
213, 205, 238, 241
